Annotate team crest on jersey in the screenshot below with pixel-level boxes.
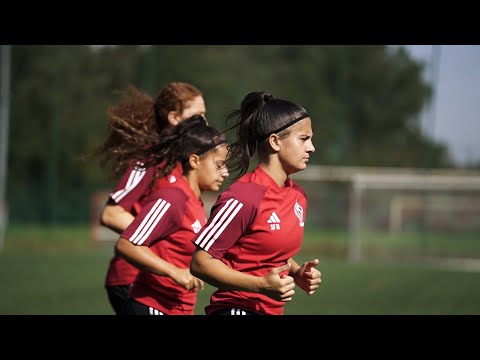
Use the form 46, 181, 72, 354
191, 219, 202, 233
294, 201, 304, 227
267, 211, 281, 230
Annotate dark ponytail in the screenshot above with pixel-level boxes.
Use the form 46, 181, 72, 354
145, 114, 227, 180
225, 91, 308, 178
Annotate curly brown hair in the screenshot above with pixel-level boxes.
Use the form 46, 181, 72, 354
96, 82, 202, 178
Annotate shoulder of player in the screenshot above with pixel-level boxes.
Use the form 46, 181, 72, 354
220, 181, 267, 206
144, 186, 188, 205
290, 179, 307, 198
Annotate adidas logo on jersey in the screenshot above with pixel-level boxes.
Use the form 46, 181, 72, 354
191, 219, 202, 233
169, 175, 177, 183
267, 212, 281, 230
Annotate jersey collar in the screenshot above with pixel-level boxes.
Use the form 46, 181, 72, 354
255, 165, 293, 190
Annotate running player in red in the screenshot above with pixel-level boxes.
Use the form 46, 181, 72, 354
115, 115, 229, 315
96, 82, 207, 315
190, 91, 322, 315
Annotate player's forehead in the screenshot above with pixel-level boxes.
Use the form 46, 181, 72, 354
289, 117, 312, 136
182, 96, 206, 117
203, 143, 228, 159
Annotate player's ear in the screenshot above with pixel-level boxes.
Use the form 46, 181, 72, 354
269, 134, 281, 152
167, 111, 181, 126
189, 154, 200, 169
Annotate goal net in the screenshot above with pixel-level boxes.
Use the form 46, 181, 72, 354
292, 166, 480, 264
348, 172, 480, 262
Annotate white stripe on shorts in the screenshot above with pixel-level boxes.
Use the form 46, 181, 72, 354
149, 307, 164, 315
230, 308, 246, 315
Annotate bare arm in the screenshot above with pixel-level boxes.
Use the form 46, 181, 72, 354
100, 202, 135, 234
190, 247, 295, 302
115, 238, 203, 290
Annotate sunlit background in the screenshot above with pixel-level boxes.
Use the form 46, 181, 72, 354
1, 45, 479, 314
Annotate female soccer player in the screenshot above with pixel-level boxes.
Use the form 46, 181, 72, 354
97, 82, 207, 314
190, 91, 322, 315
115, 115, 229, 315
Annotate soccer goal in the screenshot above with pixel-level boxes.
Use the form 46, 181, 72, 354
291, 166, 480, 264
348, 172, 480, 263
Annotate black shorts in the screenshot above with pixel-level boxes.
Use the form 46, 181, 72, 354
123, 298, 166, 315
210, 307, 259, 315
105, 284, 130, 315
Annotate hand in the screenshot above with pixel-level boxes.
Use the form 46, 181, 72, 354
261, 262, 296, 302
293, 259, 321, 295
171, 267, 204, 291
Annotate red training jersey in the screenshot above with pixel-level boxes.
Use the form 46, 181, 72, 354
104, 161, 183, 287
122, 175, 206, 315
192, 165, 307, 315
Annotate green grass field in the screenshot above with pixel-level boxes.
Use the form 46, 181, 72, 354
1, 223, 479, 315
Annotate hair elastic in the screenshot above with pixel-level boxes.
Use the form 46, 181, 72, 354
257, 113, 309, 142
196, 139, 228, 156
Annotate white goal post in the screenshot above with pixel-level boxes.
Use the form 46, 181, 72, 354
291, 165, 480, 263
348, 173, 480, 262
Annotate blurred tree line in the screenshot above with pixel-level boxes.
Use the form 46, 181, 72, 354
5, 45, 455, 223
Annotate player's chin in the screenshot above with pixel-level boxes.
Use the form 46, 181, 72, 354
288, 165, 305, 175
208, 183, 221, 191
295, 161, 308, 171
